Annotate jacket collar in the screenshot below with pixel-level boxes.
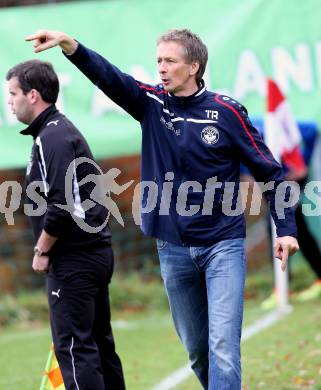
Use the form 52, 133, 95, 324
20, 105, 57, 139
168, 80, 207, 105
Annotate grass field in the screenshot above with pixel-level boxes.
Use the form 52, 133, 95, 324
1, 299, 321, 389
0, 312, 187, 390
242, 301, 321, 390
0, 256, 320, 389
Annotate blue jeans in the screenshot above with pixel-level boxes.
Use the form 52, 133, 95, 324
156, 238, 246, 390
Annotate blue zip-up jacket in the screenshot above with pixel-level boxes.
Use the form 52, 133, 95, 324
66, 43, 297, 246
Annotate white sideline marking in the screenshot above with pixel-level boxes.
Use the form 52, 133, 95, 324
151, 363, 192, 390
242, 306, 292, 341
151, 308, 292, 390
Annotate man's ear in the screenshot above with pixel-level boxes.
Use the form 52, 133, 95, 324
190, 62, 200, 76
28, 89, 40, 104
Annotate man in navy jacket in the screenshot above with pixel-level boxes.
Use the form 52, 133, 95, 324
26, 29, 299, 389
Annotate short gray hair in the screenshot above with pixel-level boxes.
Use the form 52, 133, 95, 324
157, 29, 208, 84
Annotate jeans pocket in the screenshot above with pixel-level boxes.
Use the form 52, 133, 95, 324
156, 239, 168, 250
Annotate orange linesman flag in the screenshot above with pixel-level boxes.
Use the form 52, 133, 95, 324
40, 343, 65, 390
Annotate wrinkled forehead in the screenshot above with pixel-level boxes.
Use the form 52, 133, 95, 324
157, 40, 188, 60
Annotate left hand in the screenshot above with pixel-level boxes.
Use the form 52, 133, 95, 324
274, 236, 299, 271
32, 254, 49, 273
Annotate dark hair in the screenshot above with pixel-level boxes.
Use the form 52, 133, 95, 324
6, 59, 59, 103
157, 29, 208, 84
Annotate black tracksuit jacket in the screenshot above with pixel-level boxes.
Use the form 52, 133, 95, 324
21, 104, 111, 255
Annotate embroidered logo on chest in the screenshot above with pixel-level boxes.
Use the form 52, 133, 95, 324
201, 126, 219, 145
160, 116, 181, 136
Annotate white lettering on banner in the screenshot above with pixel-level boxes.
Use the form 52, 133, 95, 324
202, 69, 211, 90
1, 43, 321, 127
56, 73, 71, 113
130, 65, 159, 85
3, 79, 17, 125
272, 43, 313, 93
233, 50, 266, 99
91, 88, 126, 116
315, 42, 321, 88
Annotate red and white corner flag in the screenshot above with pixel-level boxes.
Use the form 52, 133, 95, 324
265, 78, 306, 175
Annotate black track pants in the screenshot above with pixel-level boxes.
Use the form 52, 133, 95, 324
47, 247, 125, 390
295, 205, 321, 279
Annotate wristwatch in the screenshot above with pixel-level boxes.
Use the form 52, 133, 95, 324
34, 246, 49, 257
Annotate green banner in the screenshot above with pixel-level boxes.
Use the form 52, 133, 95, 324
1, 0, 320, 168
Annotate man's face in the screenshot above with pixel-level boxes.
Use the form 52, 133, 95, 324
8, 77, 34, 125
157, 41, 199, 96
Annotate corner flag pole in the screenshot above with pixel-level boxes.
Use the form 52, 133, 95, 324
265, 78, 292, 312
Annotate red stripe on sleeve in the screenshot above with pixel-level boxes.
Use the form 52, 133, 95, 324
214, 95, 272, 164
137, 83, 167, 95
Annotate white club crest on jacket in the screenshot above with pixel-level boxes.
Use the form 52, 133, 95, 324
201, 126, 219, 145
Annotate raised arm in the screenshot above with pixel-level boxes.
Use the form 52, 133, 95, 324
26, 30, 147, 121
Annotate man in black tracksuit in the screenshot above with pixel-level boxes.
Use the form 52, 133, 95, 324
7, 60, 125, 390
